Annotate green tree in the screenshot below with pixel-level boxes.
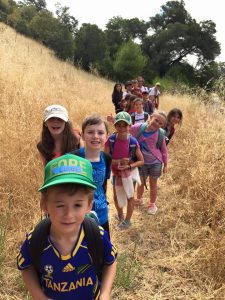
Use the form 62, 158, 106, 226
55, 3, 78, 37
113, 40, 147, 81
0, 0, 17, 22
30, 10, 74, 59
142, 1, 220, 77
20, 0, 46, 11
105, 16, 149, 58
74, 23, 106, 71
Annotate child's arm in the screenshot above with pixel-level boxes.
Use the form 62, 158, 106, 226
106, 114, 115, 124
161, 138, 168, 173
99, 261, 117, 300
131, 147, 144, 168
104, 145, 110, 154
21, 267, 51, 300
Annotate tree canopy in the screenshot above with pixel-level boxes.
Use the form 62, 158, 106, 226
0, 0, 223, 89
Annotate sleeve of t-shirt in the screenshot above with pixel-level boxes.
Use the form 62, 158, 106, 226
17, 232, 33, 270
100, 227, 117, 265
129, 123, 142, 138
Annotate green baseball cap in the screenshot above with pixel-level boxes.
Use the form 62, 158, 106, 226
39, 154, 96, 192
114, 111, 132, 125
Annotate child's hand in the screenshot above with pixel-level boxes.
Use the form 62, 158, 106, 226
106, 114, 114, 124
163, 166, 168, 173
118, 158, 129, 170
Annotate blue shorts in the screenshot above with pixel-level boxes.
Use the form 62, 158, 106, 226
139, 163, 162, 179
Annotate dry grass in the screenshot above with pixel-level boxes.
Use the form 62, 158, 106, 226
0, 23, 225, 300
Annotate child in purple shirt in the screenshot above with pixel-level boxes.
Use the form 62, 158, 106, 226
130, 111, 168, 215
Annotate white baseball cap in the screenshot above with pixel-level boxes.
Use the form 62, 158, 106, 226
44, 105, 69, 122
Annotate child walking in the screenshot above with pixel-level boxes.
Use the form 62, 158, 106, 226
164, 108, 183, 145
112, 82, 123, 113
71, 115, 112, 236
17, 154, 117, 300
130, 111, 168, 214
130, 98, 149, 124
142, 90, 154, 115
37, 104, 80, 164
105, 112, 144, 229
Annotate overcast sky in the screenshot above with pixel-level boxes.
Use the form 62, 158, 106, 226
46, 0, 225, 62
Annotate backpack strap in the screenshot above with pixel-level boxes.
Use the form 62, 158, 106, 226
144, 112, 149, 122
156, 128, 166, 149
28, 216, 104, 282
102, 152, 112, 194
128, 135, 138, 161
83, 216, 104, 280
108, 133, 117, 155
130, 113, 135, 125
28, 218, 51, 281
70, 149, 81, 156
136, 122, 148, 140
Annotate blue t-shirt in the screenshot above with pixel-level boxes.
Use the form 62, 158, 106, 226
17, 225, 117, 300
79, 148, 110, 225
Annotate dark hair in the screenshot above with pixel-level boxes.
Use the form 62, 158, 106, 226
81, 114, 108, 133
167, 108, 183, 125
137, 76, 145, 84
42, 183, 94, 203
37, 121, 79, 164
126, 94, 137, 111
113, 82, 122, 93
124, 94, 131, 101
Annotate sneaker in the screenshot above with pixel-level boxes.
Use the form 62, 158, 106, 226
118, 220, 131, 229
147, 204, 158, 215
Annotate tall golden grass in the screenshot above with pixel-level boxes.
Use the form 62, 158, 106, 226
0, 23, 224, 299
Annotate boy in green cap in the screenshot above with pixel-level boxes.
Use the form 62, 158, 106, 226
17, 154, 117, 300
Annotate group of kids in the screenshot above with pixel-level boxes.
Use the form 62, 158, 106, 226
16, 77, 183, 299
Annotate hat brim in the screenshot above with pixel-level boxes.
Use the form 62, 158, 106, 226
44, 113, 68, 122
114, 119, 131, 125
39, 173, 96, 192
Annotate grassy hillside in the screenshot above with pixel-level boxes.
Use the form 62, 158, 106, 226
0, 23, 225, 299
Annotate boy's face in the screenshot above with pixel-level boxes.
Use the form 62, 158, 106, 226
142, 93, 148, 101
115, 121, 130, 137
82, 123, 107, 151
126, 84, 132, 91
41, 188, 92, 236
134, 101, 144, 114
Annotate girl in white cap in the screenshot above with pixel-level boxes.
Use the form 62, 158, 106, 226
37, 104, 80, 164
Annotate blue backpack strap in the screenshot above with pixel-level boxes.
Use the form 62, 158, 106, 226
108, 133, 117, 155
136, 122, 148, 140
156, 128, 166, 149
